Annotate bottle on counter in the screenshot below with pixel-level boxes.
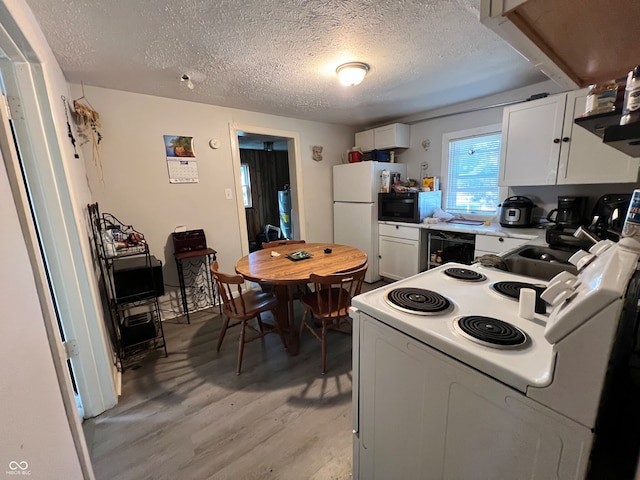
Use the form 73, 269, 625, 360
380, 169, 391, 193
621, 66, 640, 125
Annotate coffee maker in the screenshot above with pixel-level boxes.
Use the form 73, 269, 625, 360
546, 196, 587, 226
546, 196, 590, 249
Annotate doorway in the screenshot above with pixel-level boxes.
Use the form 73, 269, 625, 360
230, 124, 306, 257
238, 133, 291, 251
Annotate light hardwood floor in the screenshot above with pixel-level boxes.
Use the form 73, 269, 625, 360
83, 280, 388, 480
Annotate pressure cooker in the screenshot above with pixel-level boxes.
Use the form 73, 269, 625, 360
499, 196, 535, 227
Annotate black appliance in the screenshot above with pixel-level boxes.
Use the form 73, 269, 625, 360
590, 193, 632, 241
112, 255, 164, 302
378, 192, 427, 223
546, 193, 633, 248
547, 196, 587, 227
546, 226, 593, 251
499, 196, 535, 227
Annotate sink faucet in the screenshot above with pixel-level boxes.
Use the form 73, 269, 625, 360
573, 226, 600, 245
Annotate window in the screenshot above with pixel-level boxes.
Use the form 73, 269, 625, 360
240, 163, 252, 208
442, 124, 502, 215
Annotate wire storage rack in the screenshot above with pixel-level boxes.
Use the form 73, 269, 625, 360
88, 203, 167, 371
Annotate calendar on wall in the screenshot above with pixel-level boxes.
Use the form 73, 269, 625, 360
164, 135, 199, 183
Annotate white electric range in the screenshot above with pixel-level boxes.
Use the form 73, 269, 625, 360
350, 233, 640, 479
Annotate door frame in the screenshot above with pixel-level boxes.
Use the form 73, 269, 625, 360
229, 123, 306, 256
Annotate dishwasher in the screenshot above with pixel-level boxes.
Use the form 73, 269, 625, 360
426, 230, 475, 269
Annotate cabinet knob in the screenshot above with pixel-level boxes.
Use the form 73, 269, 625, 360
562, 137, 570, 142
498, 237, 504, 242
553, 138, 560, 144
395, 225, 399, 229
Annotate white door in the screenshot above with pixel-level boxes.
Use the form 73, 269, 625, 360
379, 235, 419, 280
500, 94, 566, 186
333, 202, 378, 282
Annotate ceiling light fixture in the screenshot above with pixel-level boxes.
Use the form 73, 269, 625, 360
336, 62, 369, 87
181, 73, 194, 90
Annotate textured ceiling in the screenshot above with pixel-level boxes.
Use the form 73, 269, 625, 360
24, 0, 548, 128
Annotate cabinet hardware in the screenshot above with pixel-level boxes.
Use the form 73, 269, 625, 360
499, 237, 504, 242
553, 138, 560, 143
562, 137, 570, 142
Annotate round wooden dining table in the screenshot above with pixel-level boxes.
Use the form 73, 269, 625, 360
235, 242, 367, 355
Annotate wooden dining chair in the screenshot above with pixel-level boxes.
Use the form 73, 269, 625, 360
299, 262, 368, 373
261, 239, 306, 249
210, 261, 286, 374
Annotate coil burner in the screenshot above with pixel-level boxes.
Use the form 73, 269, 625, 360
384, 288, 453, 315
454, 315, 528, 349
443, 267, 487, 282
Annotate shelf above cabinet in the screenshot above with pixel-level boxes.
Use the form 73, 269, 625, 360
573, 112, 621, 139
602, 123, 640, 158
575, 115, 640, 158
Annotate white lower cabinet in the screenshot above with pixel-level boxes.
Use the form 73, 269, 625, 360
378, 224, 425, 280
474, 234, 528, 259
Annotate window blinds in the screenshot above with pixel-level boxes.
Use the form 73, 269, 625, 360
446, 133, 501, 214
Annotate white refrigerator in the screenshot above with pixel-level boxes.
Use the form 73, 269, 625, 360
333, 161, 406, 283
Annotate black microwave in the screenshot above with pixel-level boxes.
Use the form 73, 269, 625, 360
378, 191, 442, 223
378, 192, 422, 223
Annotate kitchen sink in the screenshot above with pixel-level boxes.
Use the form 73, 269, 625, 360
501, 245, 578, 281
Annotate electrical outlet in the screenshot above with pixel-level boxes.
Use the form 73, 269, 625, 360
224, 188, 233, 200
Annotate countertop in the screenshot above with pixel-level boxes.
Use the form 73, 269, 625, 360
379, 220, 547, 242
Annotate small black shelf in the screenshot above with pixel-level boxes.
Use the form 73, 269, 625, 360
602, 122, 640, 157
87, 202, 167, 371
575, 114, 640, 157
574, 112, 621, 138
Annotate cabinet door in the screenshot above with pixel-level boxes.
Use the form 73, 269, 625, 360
379, 235, 419, 280
374, 123, 410, 150
557, 90, 640, 184
500, 95, 565, 186
355, 129, 374, 152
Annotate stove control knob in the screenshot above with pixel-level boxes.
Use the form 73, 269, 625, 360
568, 249, 589, 266
541, 271, 578, 306
569, 249, 596, 270
589, 239, 615, 256
576, 253, 596, 270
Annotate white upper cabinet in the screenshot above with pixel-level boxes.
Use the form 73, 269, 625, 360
500, 95, 565, 186
355, 123, 410, 152
355, 129, 375, 152
557, 91, 639, 184
500, 90, 639, 186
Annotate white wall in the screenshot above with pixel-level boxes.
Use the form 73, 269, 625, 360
72, 85, 354, 317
